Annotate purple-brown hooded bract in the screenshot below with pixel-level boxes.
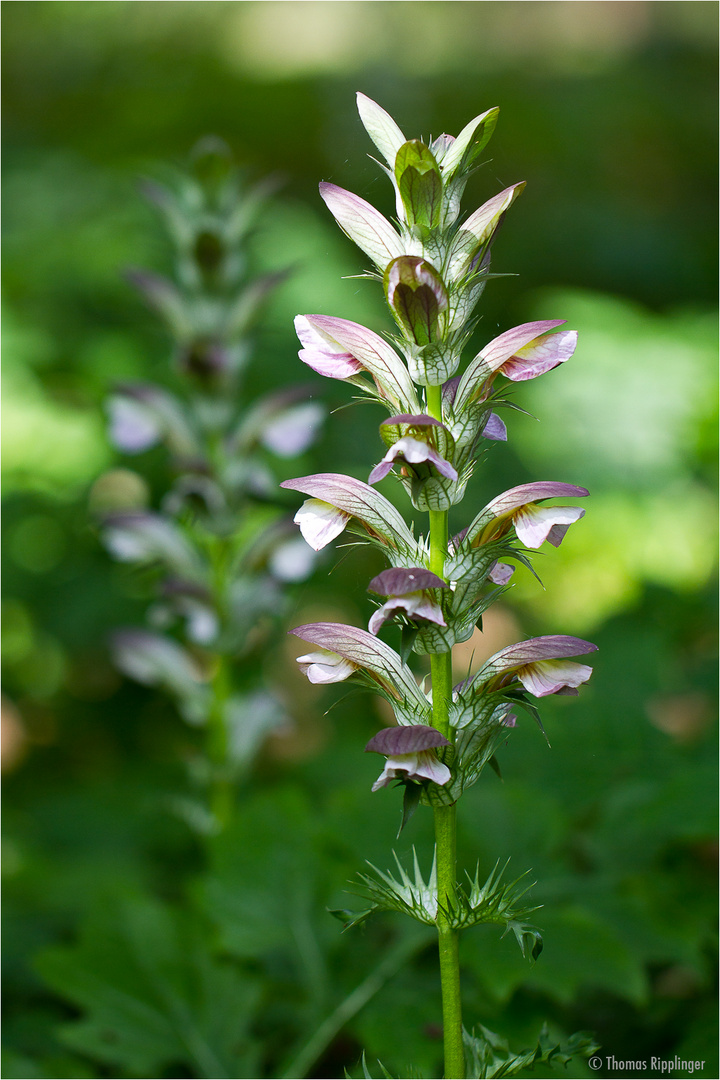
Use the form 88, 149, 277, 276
365, 725, 450, 755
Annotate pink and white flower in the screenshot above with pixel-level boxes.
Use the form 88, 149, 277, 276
475, 635, 598, 698
467, 481, 588, 549
365, 725, 451, 791
369, 436, 458, 485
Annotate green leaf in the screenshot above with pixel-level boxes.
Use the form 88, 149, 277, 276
463, 1023, 599, 1079
398, 782, 423, 837
35, 894, 261, 1078
394, 141, 443, 228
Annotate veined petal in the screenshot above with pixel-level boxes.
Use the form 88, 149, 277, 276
454, 320, 566, 411
480, 321, 567, 371
319, 182, 405, 270
488, 561, 515, 585
368, 567, 448, 595
293, 498, 351, 550
501, 329, 578, 381
290, 622, 430, 712
295, 315, 363, 379
447, 183, 525, 280
302, 314, 419, 412
296, 649, 356, 684
464, 481, 589, 546
481, 412, 507, 441
356, 92, 407, 168
475, 634, 598, 686
281, 472, 418, 553
440, 106, 499, 177
371, 750, 451, 791
513, 504, 585, 549
516, 659, 594, 697
366, 724, 450, 754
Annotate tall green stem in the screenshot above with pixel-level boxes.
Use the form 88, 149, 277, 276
426, 383, 465, 1078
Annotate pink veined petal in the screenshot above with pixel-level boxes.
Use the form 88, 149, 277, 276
298, 347, 363, 379
319, 183, 405, 270
294, 314, 364, 379
500, 330, 578, 382
481, 412, 507, 441
512, 504, 585, 549
484, 481, 590, 518
480, 321, 567, 371
488, 561, 515, 585
296, 650, 357, 684
368, 459, 395, 485
294, 499, 351, 550
516, 659, 594, 697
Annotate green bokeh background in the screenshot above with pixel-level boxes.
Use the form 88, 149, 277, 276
3, 3, 717, 1078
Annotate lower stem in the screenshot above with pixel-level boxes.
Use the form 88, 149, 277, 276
427, 477, 465, 1078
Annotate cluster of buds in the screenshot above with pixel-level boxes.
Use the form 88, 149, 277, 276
100, 141, 324, 825
284, 94, 596, 809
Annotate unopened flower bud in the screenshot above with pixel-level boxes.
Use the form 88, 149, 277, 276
384, 256, 448, 345
394, 140, 443, 228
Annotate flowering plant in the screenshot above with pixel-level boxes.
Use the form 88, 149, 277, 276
284, 95, 598, 1077
100, 140, 323, 832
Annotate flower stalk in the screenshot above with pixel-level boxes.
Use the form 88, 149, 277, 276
286, 95, 598, 1077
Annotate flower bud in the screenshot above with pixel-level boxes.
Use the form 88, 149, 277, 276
384, 256, 448, 345
394, 140, 443, 228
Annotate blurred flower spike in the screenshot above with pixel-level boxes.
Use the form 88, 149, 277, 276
365, 725, 452, 792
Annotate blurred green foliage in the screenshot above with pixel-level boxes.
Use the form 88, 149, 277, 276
2, 3, 717, 1078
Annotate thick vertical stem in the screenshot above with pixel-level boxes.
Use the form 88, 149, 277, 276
426, 382, 465, 1078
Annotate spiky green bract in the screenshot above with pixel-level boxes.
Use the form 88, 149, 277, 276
343, 850, 541, 951
462, 1024, 600, 1079
344, 1050, 425, 1079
